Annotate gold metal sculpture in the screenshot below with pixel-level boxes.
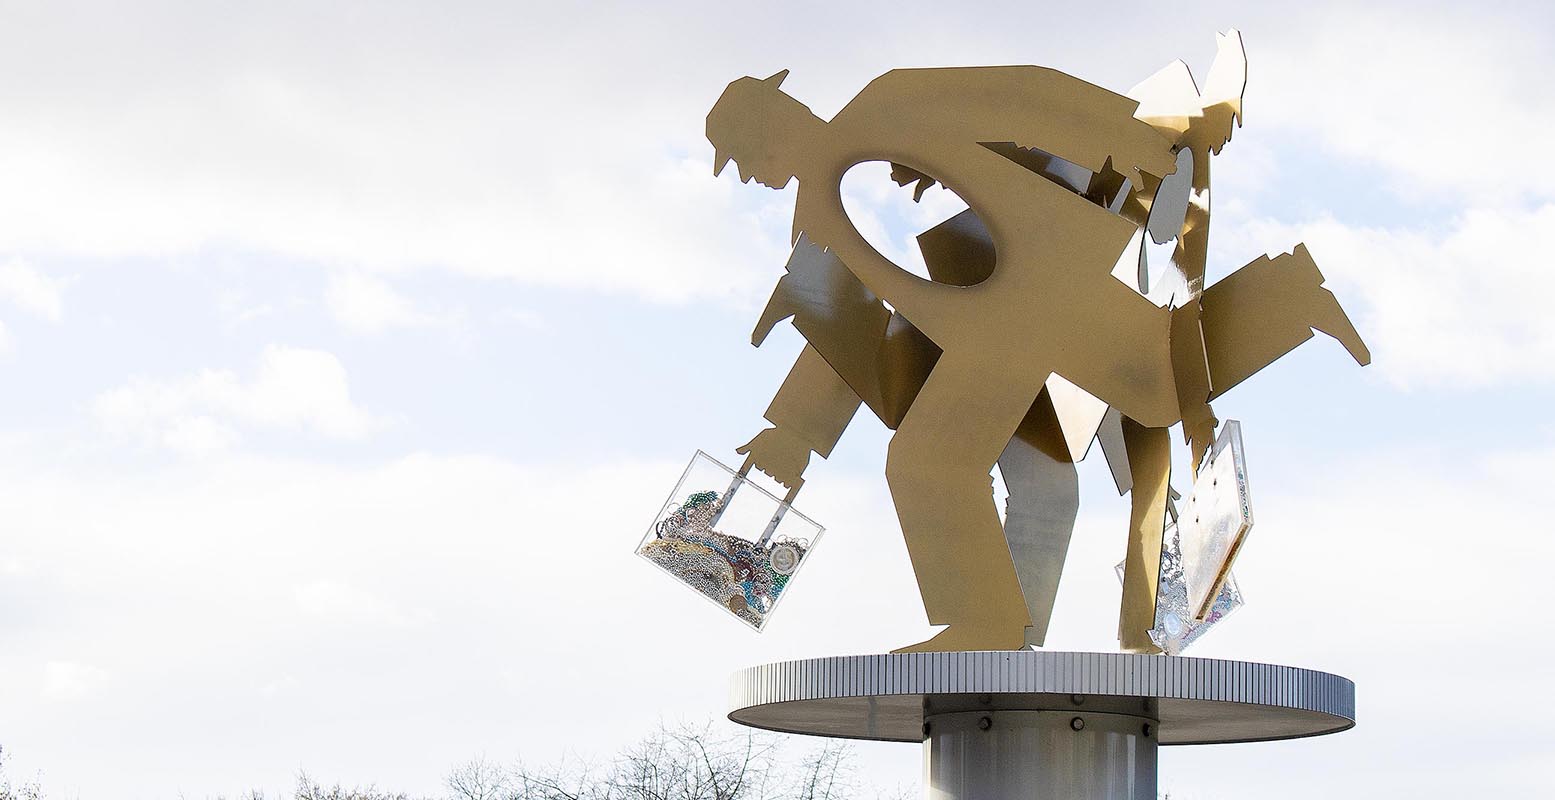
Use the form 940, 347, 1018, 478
708, 30, 1369, 654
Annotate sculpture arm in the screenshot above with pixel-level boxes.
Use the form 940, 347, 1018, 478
1171, 303, 1218, 470
738, 344, 862, 491
1200, 244, 1370, 400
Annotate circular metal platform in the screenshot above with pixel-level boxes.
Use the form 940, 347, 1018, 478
729, 650, 1355, 745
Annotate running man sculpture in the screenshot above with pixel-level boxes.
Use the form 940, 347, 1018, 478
709, 31, 1369, 653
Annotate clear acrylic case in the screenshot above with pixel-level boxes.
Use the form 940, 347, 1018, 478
637, 451, 825, 630
1147, 522, 1245, 655
1178, 420, 1253, 620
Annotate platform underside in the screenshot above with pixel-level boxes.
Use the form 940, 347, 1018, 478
728, 651, 1355, 745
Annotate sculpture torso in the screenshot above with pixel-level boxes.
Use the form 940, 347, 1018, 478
789, 67, 1182, 427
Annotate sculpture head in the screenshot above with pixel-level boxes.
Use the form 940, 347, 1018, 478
706, 70, 827, 189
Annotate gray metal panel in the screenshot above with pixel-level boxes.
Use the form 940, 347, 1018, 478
728, 651, 1355, 745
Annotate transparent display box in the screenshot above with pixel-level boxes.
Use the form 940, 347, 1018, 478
1149, 522, 1244, 655
1115, 523, 1245, 656
1178, 420, 1253, 620
1114, 420, 1253, 656
637, 451, 825, 630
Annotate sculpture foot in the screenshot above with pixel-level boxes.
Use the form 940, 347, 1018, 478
891, 624, 1028, 653
1120, 639, 1164, 655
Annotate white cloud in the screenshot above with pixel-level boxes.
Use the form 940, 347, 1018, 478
325, 272, 438, 334
158, 415, 242, 456
0, 259, 68, 321
2, 3, 1384, 310
1253, 6, 1555, 202
293, 579, 434, 628
0, 449, 744, 793
215, 290, 279, 328
1221, 203, 1555, 388
5, 2, 1541, 312
494, 307, 548, 331
93, 345, 385, 453
41, 661, 110, 702
0, 7, 798, 307
0, 435, 1545, 797
258, 674, 299, 699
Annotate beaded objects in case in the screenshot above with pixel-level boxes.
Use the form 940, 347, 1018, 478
638, 451, 825, 630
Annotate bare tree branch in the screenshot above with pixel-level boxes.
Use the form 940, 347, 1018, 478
495, 721, 884, 800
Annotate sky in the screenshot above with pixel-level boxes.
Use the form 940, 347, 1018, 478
0, 0, 1551, 797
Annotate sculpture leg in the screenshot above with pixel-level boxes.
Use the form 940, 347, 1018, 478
1119, 418, 1171, 654
998, 389, 1079, 649
887, 355, 1042, 653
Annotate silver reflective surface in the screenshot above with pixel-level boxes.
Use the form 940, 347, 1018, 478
925, 710, 1156, 800
999, 408, 1080, 649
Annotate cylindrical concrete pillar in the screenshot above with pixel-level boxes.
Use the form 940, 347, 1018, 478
923, 708, 1157, 799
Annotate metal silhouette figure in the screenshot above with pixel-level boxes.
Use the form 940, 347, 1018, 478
708, 31, 1369, 653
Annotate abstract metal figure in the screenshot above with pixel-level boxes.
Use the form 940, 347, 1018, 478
708, 31, 1369, 653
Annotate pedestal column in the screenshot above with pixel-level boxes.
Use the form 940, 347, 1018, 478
924, 707, 1155, 799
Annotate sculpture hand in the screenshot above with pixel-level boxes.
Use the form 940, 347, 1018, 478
736, 426, 812, 491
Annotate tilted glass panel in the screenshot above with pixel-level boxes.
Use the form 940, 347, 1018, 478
1143, 521, 1245, 655
1177, 420, 1253, 620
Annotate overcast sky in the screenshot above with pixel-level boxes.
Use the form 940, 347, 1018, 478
0, 1, 1551, 797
